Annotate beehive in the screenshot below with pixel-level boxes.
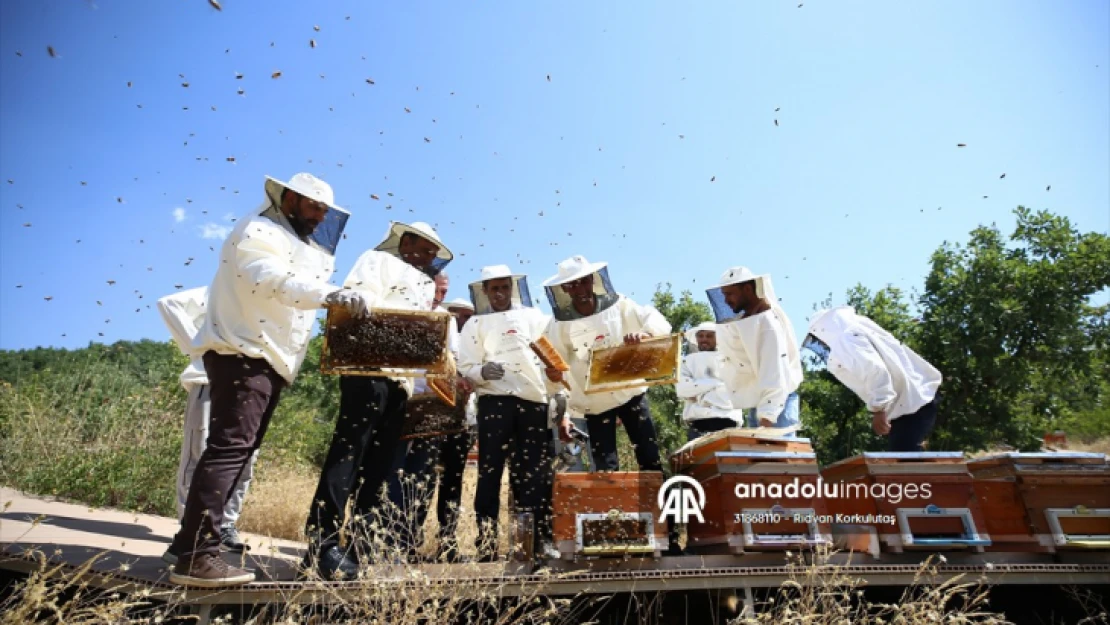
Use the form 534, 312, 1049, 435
584, 333, 681, 395
551, 472, 667, 559
821, 452, 991, 554
969, 452, 1110, 553
672, 436, 831, 554
320, 306, 452, 377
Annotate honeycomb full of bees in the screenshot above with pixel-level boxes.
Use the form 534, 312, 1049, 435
585, 333, 681, 394
321, 306, 451, 375
400, 393, 467, 441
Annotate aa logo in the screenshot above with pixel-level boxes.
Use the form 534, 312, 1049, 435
658, 475, 706, 524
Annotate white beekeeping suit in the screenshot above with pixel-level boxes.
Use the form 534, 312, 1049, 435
676, 322, 745, 424
192, 175, 351, 385
459, 265, 552, 405
342, 221, 451, 397
541, 256, 672, 417
708, 267, 803, 426
806, 306, 942, 421
159, 287, 209, 391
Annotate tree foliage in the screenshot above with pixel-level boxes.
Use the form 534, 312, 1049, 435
801, 206, 1110, 463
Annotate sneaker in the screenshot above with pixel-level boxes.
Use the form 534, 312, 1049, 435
220, 526, 249, 553
162, 544, 180, 566
169, 553, 255, 588
304, 544, 359, 580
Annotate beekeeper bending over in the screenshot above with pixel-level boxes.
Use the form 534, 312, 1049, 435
708, 267, 803, 436
460, 265, 558, 562
676, 321, 748, 440
157, 286, 256, 565
305, 220, 452, 580
540, 255, 671, 472
804, 306, 942, 452
169, 173, 365, 588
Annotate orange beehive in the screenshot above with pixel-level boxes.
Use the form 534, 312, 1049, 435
672, 435, 831, 554
821, 452, 991, 554
551, 472, 667, 560
968, 452, 1110, 553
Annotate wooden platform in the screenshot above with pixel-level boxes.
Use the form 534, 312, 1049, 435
4, 487, 1110, 624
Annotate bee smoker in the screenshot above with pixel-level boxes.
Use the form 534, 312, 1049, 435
554, 425, 591, 473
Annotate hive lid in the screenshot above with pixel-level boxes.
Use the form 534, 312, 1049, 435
823, 451, 966, 470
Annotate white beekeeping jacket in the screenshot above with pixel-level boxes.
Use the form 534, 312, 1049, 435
460, 307, 552, 405
808, 306, 941, 421
343, 249, 437, 397
717, 309, 804, 423
157, 287, 210, 390
676, 350, 745, 423
193, 209, 338, 385
543, 295, 672, 416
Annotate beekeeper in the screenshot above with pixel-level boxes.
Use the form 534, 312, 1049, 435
540, 255, 671, 473
169, 173, 365, 589
676, 321, 747, 439
459, 264, 558, 562
707, 267, 804, 436
305, 220, 453, 580
157, 286, 256, 565
804, 306, 942, 451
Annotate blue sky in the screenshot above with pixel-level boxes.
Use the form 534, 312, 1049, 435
1, 0, 1107, 352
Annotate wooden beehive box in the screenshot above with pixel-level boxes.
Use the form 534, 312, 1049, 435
320, 306, 453, 377
968, 452, 1110, 552
821, 452, 991, 554
671, 436, 831, 554
584, 334, 681, 395
551, 472, 667, 560
672, 430, 815, 473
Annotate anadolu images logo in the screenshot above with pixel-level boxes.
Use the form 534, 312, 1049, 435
658, 475, 706, 524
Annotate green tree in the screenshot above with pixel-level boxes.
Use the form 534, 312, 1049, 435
916, 206, 1110, 451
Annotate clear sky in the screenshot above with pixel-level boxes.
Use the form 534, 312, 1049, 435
1, 0, 1107, 352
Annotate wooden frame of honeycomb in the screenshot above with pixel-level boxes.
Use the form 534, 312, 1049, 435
584, 333, 681, 395
530, 336, 572, 391
320, 305, 453, 378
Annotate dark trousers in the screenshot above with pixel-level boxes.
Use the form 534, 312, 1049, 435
584, 394, 663, 472
888, 397, 940, 452
306, 376, 408, 550
474, 395, 554, 553
687, 417, 740, 441
384, 429, 472, 555
172, 352, 285, 559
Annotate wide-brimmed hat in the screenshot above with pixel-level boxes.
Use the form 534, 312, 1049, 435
375, 220, 454, 263
260, 173, 349, 255
263, 173, 343, 212
712, 266, 770, 296
542, 255, 608, 288
444, 297, 475, 312
684, 321, 718, 346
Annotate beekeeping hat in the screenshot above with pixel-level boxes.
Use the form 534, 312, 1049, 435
375, 220, 454, 273
470, 264, 533, 315
705, 266, 773, 324
709, 266, 802, 368
444, 297, 475, 312
542, 255, 618, 321
260, 173, 350, 255
684, 321, 718, 349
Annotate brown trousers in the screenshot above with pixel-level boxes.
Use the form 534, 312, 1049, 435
171, 351, 285, 559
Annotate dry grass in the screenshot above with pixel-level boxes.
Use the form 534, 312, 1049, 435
238, 456, 513, 557
1066, 437, 1110, 455
729, 548, 1012, 625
